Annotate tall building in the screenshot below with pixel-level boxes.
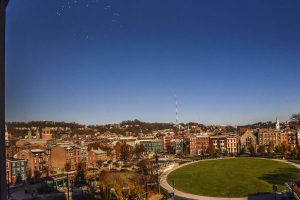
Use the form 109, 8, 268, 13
163, 136, 172, 153
42, 128, 52, 140
6, 159, 27, 184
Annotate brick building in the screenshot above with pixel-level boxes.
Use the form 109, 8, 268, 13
287, 131, 298, 146
163, 136, 173, 153
14, 149, 49, 178
139, 139, 164, 153
240, 130, 257, 151
87, 148, 110, 168
50, 144, 80, 172
42, 128, 52, 140
226, 134, 239, 154
6, 159, 27, 184
280, 132, 289, 145
258, 131, 281, 146
183, 136, 197, 155
210, 135, 227, 153
115, 141, 134, 161
196, 134, 210, 155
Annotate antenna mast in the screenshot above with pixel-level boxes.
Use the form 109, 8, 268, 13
175, 96, 179, 127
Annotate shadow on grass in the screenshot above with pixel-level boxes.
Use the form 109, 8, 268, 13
248, 192, 275, 200
258, 167, 300, 186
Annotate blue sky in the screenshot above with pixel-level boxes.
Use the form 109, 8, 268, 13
5, 0, 300, 125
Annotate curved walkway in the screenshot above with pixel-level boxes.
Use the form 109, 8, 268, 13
160, 157, 300, 200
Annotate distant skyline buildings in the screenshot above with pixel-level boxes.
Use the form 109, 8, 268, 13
5, 1, 300, 125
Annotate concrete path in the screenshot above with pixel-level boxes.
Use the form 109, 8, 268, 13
160, 157, 300, 200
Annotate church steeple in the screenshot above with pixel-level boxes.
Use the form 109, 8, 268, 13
276, 117, 280, 131
36, 128, 40, 139
5, 125, 9, 146
28, 129, 32, 139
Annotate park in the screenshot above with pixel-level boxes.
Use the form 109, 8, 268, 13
167, 158, 300, 197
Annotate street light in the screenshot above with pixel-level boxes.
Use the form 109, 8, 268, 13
272, 184, 277, 200
6, 170, 9, 199
172, 180, 175, 198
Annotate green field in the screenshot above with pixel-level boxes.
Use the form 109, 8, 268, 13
167, 158, 300, 197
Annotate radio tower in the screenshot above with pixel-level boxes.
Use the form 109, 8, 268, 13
175, 96, 179, 127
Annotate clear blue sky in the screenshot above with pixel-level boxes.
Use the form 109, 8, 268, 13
5, 0, 300, 125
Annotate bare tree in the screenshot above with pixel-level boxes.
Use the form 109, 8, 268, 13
290, 113, 300, 123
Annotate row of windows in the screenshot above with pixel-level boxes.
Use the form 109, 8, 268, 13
11, 167, 25, 175
213, 140, 225, 144
227, 144, 236, 148
227, 139, 236, 143
11, 162, 25, 167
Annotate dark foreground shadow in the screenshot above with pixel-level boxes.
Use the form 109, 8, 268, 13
258, 167, 300, 185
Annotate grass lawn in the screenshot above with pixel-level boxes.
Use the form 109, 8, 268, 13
167, 158, 300, 197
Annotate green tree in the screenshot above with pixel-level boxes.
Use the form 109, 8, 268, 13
276, 143, 283, 154
257, 145, 265, 155
288, 144, 294, 153
129, 184, 144, 200
137, 159, 151, 176
207, 144, 216, 156
134, 144, 145, 159
267, 141, 274, 154
248, 145, 255, 155
114, 181, 126, 200
239, 148, 246, 155
292, 147, 299, 159
282, 143, 288, 157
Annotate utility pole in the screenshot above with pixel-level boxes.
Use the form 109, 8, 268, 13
155, 153, 160, 194
145, 181, 148, 200
66, 173, 70, 200
0, 1, 9, 200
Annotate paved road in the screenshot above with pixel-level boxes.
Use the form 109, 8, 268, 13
8, 183, 67, 200
160, 157, 298, 200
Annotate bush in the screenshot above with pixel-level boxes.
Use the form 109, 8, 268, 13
160, 186, 171, 200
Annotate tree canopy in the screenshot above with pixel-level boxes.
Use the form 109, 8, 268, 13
290, 113, 300, 123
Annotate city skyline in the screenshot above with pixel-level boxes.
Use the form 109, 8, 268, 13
5, 0, 300, 125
